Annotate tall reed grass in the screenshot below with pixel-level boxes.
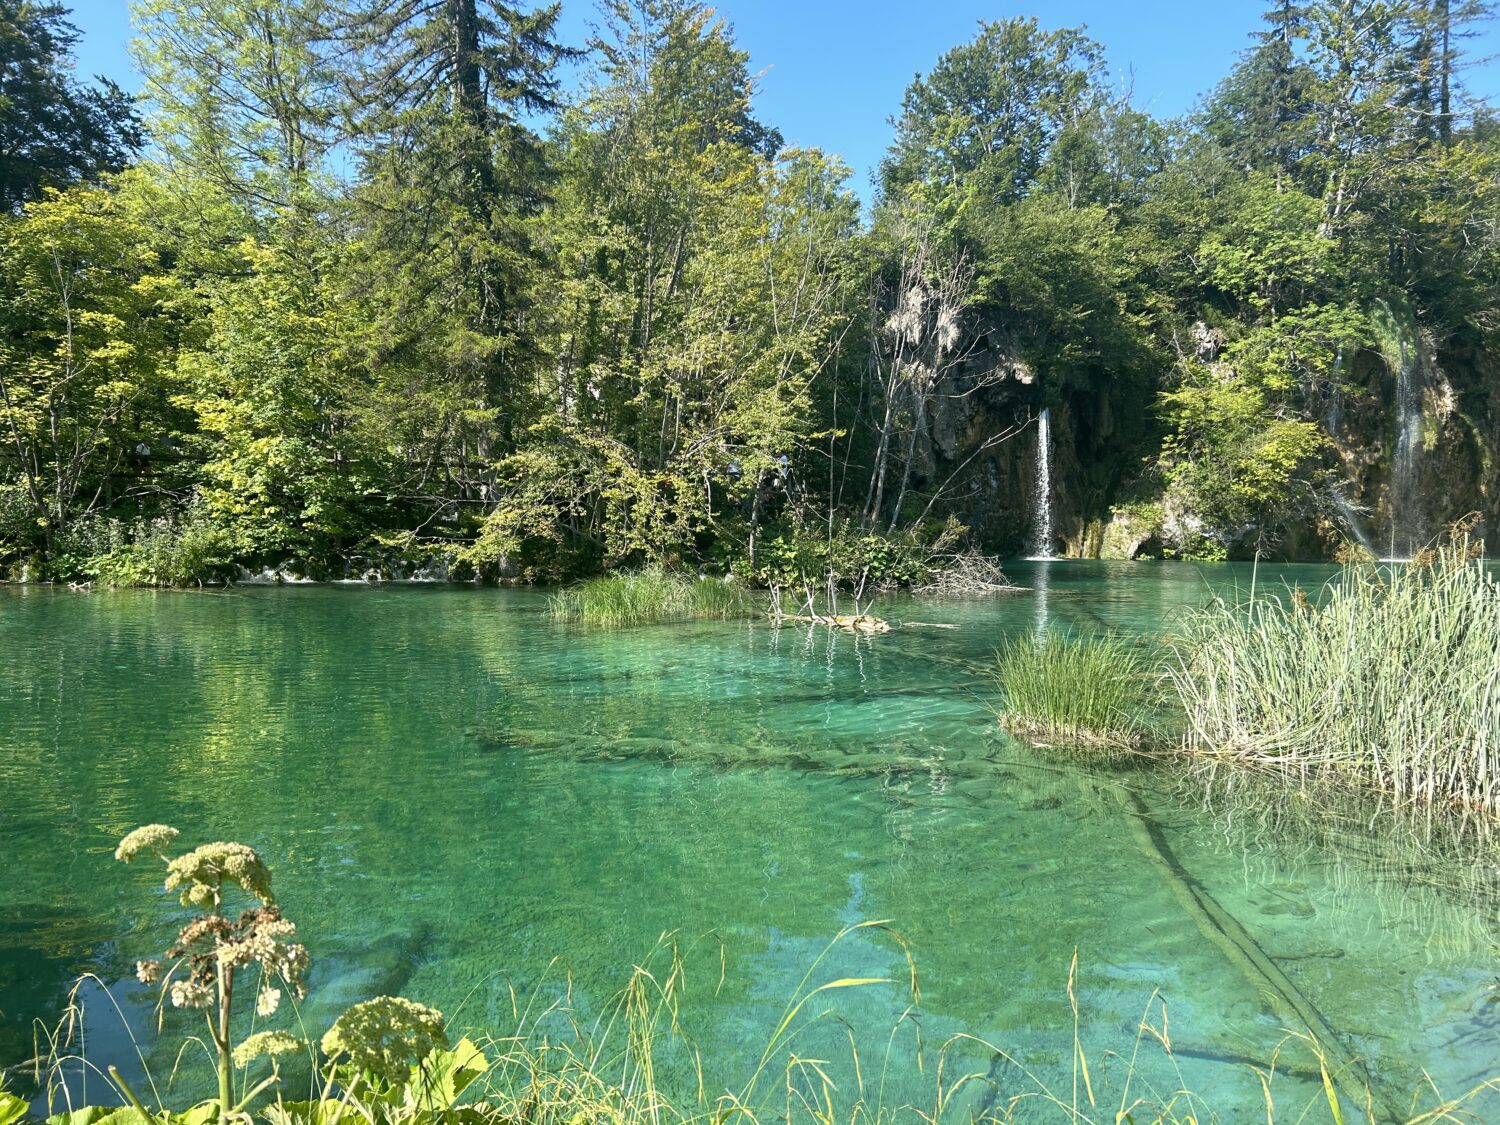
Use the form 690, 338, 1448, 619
994, 633, 1160, 749
1167, 539, 1500, 815
548, 570, 750, 626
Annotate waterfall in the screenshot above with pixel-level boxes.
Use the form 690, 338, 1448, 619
1390, 333, 1423, 560
1324, 350, 1376, 556
1030, 407, 1054, 558
1374, 300, 1422, 564
1332, 488, 1378, 559
1324, 347, 1345, 437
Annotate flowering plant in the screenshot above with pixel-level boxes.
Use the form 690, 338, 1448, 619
117, 826, 310, 1124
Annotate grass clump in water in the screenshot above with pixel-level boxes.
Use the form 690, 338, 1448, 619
1169, 530, 1500, 815
994, 632, 1159, 749
548, 569, 750, 625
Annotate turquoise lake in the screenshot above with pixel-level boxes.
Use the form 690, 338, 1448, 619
1, 562, 1497, 1117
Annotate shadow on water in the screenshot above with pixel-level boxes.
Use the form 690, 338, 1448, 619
0, 910, 125, 1079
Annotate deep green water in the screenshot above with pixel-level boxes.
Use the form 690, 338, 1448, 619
2, 562, 1498, 1116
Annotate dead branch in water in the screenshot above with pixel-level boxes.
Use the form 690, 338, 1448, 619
766, 610, 892, 634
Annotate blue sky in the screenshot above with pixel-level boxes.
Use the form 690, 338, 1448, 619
66, 0, 1500, 198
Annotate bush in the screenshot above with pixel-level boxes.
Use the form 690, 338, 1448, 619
732, 516, 970, 592
75, 504, 240, 587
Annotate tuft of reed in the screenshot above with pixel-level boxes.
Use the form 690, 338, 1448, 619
994, 632, 1161, 750
548, 569, 751, 626
1167, 534, 1500, 816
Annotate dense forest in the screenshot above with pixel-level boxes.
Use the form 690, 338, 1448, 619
2, 0, 1498, 585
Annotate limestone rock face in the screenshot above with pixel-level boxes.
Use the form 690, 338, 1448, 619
899, 307, 1496, 561
904, 337, 1143, 556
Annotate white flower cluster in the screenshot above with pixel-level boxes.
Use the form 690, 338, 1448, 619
216, 911, 311, 1020
115, 824, 180, 864
232, 1030, 304, 1069
170, 979, 214, 1009
117, 827, 310, 1049
320, 996, 449, 1086
216, 915, 296, 969
165, 842, 274, 907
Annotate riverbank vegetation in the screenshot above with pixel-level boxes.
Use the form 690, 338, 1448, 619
4, 1, 1500, 583
997, 533, 1500, 822
1171, 534, 1500, 814
13, 827, 1496, 1125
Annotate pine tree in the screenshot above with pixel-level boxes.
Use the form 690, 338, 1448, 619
0, 0, 141, 210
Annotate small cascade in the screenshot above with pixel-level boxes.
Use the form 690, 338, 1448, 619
1324, 351, 1377, 557
1332, 488, 1378, 559
1324, 347, 1345, 437
1375, 298, 1425, 559
1029, 407, 1054, 559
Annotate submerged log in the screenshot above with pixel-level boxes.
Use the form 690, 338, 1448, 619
767, 611, 891, 633
1107, 782, 1397, 1120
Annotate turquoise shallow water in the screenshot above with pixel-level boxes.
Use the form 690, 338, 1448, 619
1, 561, 1498, 1117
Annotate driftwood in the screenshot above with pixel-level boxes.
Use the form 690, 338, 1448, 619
764, 612, 963, 633
767, 611, 891, 634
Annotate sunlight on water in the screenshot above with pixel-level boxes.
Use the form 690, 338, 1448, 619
1, 562, 1497, 1114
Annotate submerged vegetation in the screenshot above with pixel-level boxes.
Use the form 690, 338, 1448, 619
548, 571, 751, 625
12, 828, 1499, 1125
4, 1, 1500, 582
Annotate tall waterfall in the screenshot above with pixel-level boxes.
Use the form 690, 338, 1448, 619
1332, 488, 1378, 559
1325, 349, 1377, 556
1378, 298, 1424, 559
1030, 408, 1054, 558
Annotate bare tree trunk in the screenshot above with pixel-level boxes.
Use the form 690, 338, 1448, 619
887, 381, 927, 533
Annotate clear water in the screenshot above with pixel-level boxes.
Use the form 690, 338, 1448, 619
2, 562, 1497, 1116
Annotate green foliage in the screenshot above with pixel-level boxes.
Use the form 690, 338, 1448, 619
970, 192, 1155, 382
130, 0, 338, 222
0, 184, 182, 563
1197, 176, 1329, 315
994, 632, 1161, 748
56, 502, 238, 586
175, 241, 368, 562
1158, 372, 1328, 556
732, 517, 955, 591
0, 1087, 25, 1125
880, 17, 1107, 215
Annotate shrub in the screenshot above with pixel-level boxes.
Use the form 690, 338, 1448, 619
53, 501, 239, 586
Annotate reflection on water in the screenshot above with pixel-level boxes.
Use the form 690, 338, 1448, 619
0, 562, 1497, 1115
